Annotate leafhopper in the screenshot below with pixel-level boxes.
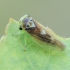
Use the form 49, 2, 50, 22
19, 15, 66, 50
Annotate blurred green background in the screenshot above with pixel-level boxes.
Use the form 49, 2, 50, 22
0, 0, 70, 38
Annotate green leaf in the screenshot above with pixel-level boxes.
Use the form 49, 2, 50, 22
0, 18, 70, 70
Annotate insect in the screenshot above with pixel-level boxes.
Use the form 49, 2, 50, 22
19, 15, 66, 50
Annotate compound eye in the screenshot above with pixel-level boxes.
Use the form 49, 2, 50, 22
19, 26, 22, 30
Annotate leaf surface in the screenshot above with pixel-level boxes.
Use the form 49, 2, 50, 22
0, 18, 70, 70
